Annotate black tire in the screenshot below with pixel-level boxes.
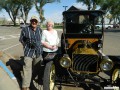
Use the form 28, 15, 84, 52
43, 61, 56, 90
107, 26, 111, 29
96, 26, 100, 29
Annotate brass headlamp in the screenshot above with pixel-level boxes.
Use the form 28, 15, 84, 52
60, 54, 71, 68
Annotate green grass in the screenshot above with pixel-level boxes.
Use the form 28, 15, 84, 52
41, 25, 62, 29
54, 25, 63, 29
0, 24, 63, 30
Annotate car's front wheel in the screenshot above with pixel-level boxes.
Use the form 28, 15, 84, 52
111, 68, 120, 87
43, 61, 56, 90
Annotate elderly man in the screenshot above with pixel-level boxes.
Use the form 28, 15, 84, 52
19, 16, 43, 90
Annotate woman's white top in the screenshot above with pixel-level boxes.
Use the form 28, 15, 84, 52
41, 29, 60, 52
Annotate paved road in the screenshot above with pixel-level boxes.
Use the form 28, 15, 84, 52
0, 26, 120, 90
0, 26, 120, 56
103, 30, 120, 55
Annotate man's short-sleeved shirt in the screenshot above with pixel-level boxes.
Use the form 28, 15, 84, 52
19, 26, 43, 58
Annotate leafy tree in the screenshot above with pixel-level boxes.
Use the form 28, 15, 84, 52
76, 0, 91, 10
100, 0, 120, 24
19, 0, 33, 24
34, 0, 60, 25
0, 6, 2, 11
0, 0, 21, 26
77, 0, 120, 23
109, 0, 120, 24
76, 0, 103, 10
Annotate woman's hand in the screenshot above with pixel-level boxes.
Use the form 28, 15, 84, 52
52, 45, 57, 50
49, 45, 57, 50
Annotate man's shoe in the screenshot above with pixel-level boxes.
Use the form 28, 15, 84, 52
21, 87, 27, 90
21, 87, 30, 90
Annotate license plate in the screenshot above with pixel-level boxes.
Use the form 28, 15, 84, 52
104, 86, 119, 90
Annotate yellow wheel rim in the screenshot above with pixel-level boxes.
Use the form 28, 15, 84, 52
112, 69, 120, 82
50, 64, 55, 90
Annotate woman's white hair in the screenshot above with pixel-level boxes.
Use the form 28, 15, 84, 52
46, 20, 54, 27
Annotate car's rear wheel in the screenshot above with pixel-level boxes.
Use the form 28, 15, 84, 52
111, 68, 120, 87
43, 61, 56, 90
96, 26, 100, 29
106, 26, 111, 29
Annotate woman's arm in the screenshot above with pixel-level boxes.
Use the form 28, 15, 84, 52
41, 41, 54, 50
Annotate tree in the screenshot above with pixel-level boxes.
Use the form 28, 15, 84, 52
34, 0, 60, 25
100, 0, 120, 24
0, 0, 21, 26
76, 0, 91, 10
109, 0, 120, 24
0, 6, 2, 11
76, 0, 103, 10
77, 0, 120, 23
19, 0, 33, 24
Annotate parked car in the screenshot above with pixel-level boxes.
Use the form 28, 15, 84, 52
95, 24, 102, 29
20, 23, 25, 28
105, 24, 113, 29
20, 23, 29, 28
95, 24, 113, 29
113, 24, 119, 28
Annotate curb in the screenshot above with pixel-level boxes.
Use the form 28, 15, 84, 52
0, 60, 16, 79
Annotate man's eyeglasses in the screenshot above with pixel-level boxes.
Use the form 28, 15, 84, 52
30, 19, 38, 23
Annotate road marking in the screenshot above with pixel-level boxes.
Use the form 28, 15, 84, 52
2, 43, 21, 51
0, 34, 20, 41
105, 34, 120, 37
0, 60, 16, 79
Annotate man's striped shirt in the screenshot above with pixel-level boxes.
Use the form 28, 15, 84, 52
19, 26, 43, 58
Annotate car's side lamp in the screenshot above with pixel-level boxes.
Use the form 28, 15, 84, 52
98, 50, 113, 71
60, 54, 71, 68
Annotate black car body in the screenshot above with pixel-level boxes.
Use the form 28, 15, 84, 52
42, 10, 120, 90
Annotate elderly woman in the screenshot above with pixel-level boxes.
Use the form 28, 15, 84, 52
41, 20, 60, 62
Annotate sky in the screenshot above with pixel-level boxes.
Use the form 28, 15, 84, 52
0, 0, 88, 23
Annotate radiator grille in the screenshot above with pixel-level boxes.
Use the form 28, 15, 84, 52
72, 54, 99, 72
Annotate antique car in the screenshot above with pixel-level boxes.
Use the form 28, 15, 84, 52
42, 10, 120, 90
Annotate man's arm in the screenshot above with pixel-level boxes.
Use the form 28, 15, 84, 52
19, 28, 25, 46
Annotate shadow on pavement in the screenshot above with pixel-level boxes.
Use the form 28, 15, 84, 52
6, 56, 45, 90
6, 57, 24, 88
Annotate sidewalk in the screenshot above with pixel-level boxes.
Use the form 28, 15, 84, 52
0, 67, 20, 90
0, 51, 20, 90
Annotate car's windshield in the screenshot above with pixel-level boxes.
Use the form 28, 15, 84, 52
64, 12, 104, 34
